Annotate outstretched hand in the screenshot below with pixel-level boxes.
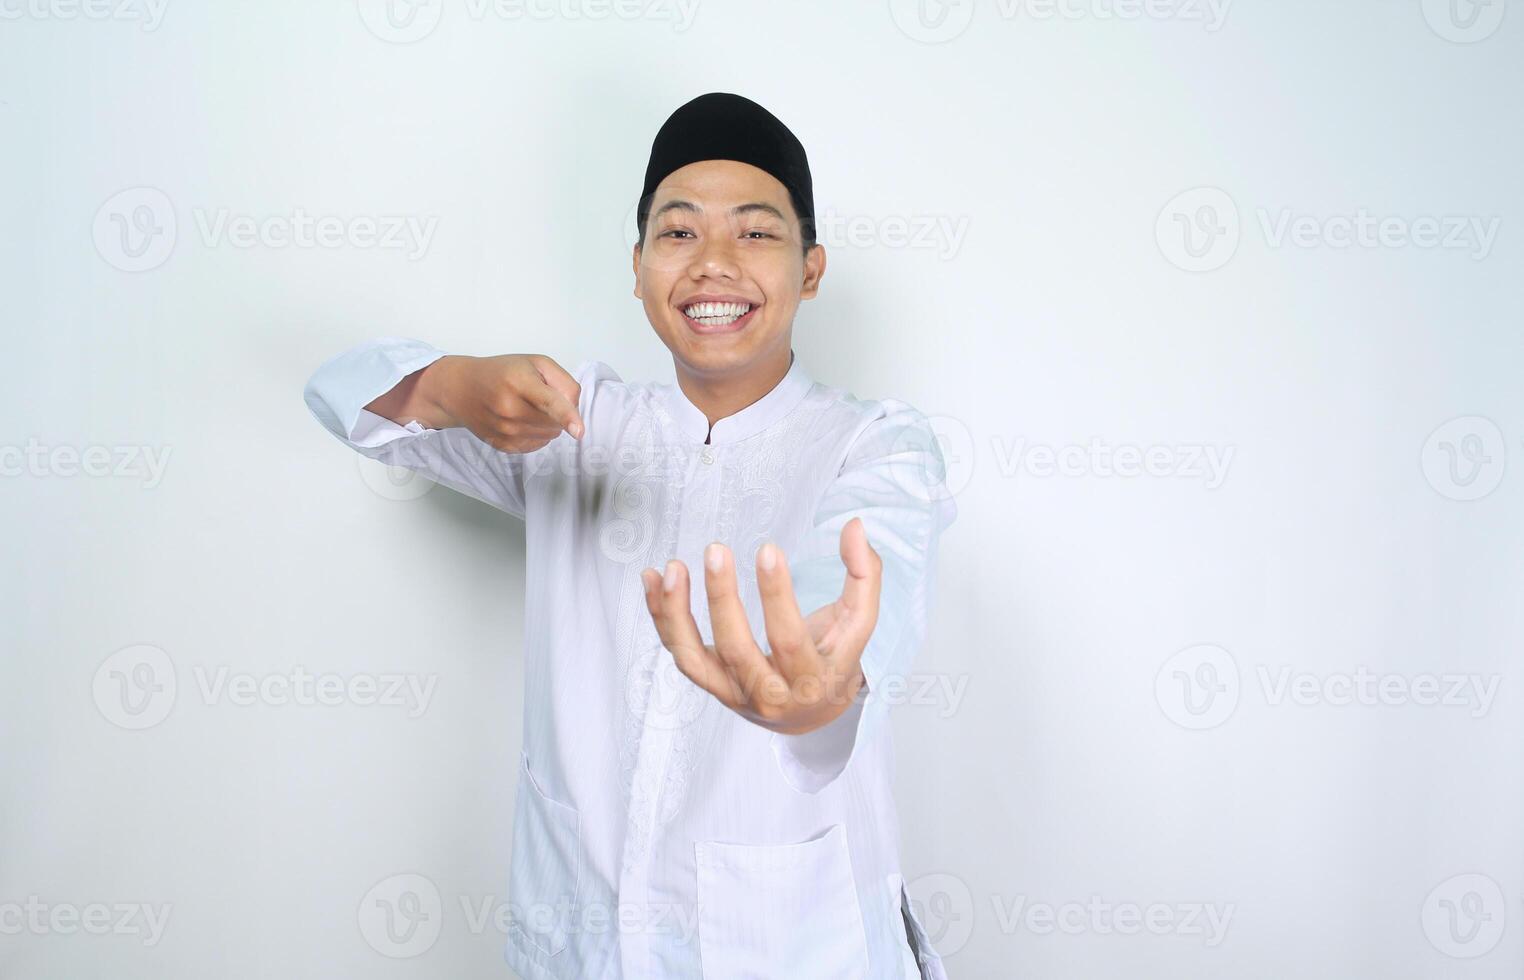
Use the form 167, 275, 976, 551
639, 517, 881, 736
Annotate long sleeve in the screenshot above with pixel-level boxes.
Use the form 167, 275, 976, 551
769, 400, 958, 794
302, 337, 538, 518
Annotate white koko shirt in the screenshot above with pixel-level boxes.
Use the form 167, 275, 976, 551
304, 338, 957, 980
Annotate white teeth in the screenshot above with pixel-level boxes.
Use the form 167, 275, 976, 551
683, 301, 753, 320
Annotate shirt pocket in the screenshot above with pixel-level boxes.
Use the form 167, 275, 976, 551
694, 823, 869, 979
507, 749, 581, 957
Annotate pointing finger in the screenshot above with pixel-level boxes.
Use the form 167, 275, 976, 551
525, 354, 585, 439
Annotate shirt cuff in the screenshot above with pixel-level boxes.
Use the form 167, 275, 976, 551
769, 681, 871, 795
303, 337, 447, 445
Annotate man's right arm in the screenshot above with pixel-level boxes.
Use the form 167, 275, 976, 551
302, 337, 586, 519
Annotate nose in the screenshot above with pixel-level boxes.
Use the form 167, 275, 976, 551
688, 231, 741, 281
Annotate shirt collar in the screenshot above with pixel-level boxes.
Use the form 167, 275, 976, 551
660, 349, 815, 446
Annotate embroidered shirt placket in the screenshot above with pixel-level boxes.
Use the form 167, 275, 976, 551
620, 439, 718, 978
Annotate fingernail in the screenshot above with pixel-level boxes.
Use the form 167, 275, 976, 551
705, 542, 724, 572
758, 542, 777, 572
663, 561, 679, 592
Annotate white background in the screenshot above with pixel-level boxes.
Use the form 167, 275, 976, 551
2, 1, 1521, 977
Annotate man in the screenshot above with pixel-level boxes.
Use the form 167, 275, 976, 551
303, 92, 956, 979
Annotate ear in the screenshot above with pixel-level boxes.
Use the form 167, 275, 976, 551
632, 243, 643, 299
799, 244, 827, 301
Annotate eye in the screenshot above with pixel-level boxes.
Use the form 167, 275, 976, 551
743, 230, 777, 239
660, 229, 695, 240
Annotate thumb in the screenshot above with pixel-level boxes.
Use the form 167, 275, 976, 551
837, 517, 882, 623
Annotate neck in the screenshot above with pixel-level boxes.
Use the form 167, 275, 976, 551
673, 346, 795, 444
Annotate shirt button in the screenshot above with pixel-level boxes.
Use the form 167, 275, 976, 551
700, 448, 714, 465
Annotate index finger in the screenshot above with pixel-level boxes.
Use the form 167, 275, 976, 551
525, 355, 585, 439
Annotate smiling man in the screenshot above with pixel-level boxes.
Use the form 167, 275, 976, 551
303, 92, 957, 979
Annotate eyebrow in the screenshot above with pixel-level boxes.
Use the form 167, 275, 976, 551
652, 200, 788, 223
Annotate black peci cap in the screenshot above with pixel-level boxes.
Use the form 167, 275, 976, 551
637, 92, 815, 246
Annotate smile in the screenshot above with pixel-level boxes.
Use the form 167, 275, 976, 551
680, 300, 759, 334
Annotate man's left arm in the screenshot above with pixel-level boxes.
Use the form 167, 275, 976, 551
770, 402, 959, 794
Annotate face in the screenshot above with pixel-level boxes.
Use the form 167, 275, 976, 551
633, 159, 826, 382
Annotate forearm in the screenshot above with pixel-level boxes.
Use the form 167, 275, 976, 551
364, 355, 460, 429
